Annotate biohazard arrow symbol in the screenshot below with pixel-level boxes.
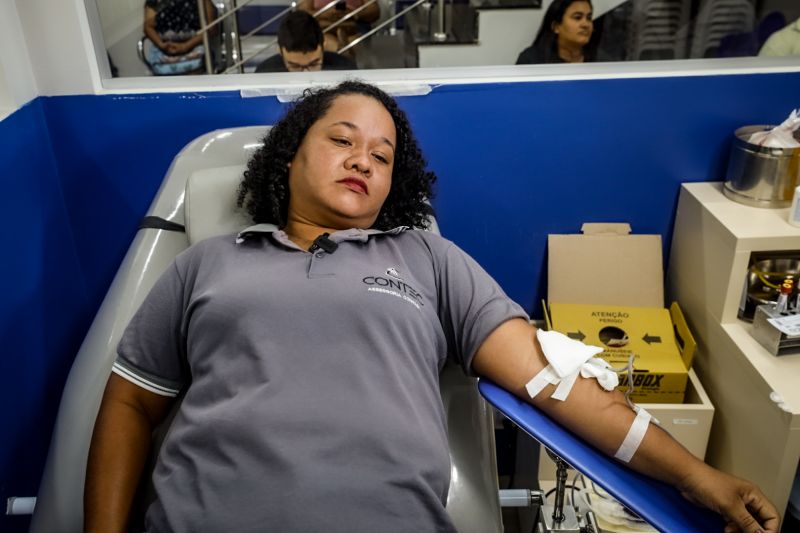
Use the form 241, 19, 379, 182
567, 331, 586, 342
642, 333, 662, 344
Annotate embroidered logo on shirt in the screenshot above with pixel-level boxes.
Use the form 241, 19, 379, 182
362, 272, 424, 310
386, 267, 403, 281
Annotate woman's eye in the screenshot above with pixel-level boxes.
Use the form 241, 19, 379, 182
332, 137, 351, 146
373, 153, 388, 164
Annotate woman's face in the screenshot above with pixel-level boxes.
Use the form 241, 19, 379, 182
553, 1, 593, 48
287, 94, 396, 229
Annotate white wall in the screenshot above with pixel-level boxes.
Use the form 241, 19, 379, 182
0, 62, 13, 119
419, 9, 543, 67
14, 0, 103, 96
108, 30, 152, 78
96, 0, 143, 47
0, 0, 38, 118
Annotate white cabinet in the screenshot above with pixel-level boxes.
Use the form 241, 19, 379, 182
668, 182, 800, 519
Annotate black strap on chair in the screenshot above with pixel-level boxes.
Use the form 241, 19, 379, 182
139, 216, 186, 233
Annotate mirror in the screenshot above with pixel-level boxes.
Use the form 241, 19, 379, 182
94, 0, 800, 78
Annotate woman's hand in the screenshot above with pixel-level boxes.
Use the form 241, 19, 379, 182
164, 41, 195, 56
471, 319, 782, 533
678, 463, 780, 533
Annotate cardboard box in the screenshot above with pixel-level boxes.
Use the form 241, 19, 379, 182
544, 223, 697, 403
536, 224, 712, 531
547, 302, 687, 403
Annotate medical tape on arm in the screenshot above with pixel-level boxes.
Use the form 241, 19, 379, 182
524, 329, 653, 463
613, 406, 652, 463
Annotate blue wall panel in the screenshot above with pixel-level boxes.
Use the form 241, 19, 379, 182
1, 72, 799, 528
0, 101, 88, 533
41, 73, 800, 318
400, 75, 800, 311
42, 92, 286, 312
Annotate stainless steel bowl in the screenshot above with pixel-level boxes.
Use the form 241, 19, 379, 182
723, 125, 800, 208
747, 258, 800, 305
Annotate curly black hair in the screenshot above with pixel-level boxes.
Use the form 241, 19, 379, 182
237, 81, 436, 230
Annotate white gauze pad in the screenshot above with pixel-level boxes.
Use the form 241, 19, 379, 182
525, 330, 617, 401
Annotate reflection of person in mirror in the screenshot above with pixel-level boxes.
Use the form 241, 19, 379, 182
297, 0, 380, 54
516, 0, 597, 64
255, 11, 357, 73
759, 17, 800, 57
143, 0, 217, 73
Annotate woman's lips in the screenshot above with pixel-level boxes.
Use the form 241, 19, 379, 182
338, 178, 368, 195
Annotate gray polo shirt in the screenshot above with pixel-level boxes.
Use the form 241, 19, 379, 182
114, 226, 527, 533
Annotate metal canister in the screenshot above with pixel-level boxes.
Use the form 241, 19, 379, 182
723, 125, 800, 208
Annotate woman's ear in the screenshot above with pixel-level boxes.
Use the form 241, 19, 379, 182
552, 21, 559, 34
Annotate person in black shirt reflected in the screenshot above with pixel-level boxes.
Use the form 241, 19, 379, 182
256, 11, 356, 73
516, 0, 597, 64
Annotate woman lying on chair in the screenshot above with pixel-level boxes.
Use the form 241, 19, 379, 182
84, 81, 780, 533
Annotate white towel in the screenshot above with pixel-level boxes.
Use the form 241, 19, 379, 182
537, 329, 603, 377
526, 330, 618, 402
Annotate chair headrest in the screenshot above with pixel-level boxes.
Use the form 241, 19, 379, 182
185, 164, 253, 245
183, 160, 441, 244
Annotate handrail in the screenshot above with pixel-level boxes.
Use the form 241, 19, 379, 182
191, 0, 262, 73
322, 0, 378, 34
222, 42, 277, 74
223, 5, 295, 73
223, 41, 277, 74
229, 0, 245, 73
339, 0, 427, 53
217, 0, 429, 73
433, 0, 446, 41
312, 1, 341, 18
223, 0, 378, 74
197, 0, 213, 73
240, 4, 295, 40
195, 0, 264, 36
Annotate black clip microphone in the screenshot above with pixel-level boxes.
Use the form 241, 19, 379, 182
309, 233, 338, 254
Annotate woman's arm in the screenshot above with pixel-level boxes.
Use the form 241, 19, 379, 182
144, 1, 217, 56
299, 0, 345, 24
84, 374, 174, 533
354, 0, 379, 24
143, 5, 168, 52
472, 318, 780, 533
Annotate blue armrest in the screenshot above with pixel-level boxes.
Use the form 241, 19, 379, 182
478, 379, 725, 533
